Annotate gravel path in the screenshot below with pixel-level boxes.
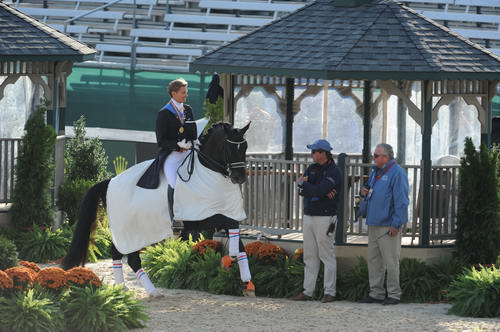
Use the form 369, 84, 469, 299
83, 260, 500, 332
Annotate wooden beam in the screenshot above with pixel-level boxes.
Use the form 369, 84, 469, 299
285, 78, 294, 160
322, 80, 329, 139
379, 80, 422, 127
420, 80, 432, 247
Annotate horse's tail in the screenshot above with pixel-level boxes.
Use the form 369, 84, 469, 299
61, 179, 111, 270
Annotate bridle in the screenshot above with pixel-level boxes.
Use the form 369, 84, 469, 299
177, 134, 247, 182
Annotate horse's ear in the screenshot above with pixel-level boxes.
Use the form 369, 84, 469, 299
240, 121, 251, 135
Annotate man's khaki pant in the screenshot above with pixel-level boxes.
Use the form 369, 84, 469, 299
303, 215, 337, 297
367, 225, 402, 300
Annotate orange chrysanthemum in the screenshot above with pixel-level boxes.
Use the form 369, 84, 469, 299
256, 243, 287, 261
66, 267, 102, 287
193, 240, 222, 255
292, 248, 304, 261
244, 241, 264, 257
0, 270, 14, 290
18, 261, 41, 273
5, 267, 35, 290
34, 267, 67, 290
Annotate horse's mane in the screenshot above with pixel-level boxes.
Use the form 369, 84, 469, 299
199, 121, 232, 146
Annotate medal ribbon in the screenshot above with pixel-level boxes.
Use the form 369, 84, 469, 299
169, 99, 185, 124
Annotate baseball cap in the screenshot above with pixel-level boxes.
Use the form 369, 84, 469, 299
306, 139, 332, 151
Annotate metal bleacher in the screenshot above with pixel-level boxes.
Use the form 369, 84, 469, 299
7, 0, 500, 72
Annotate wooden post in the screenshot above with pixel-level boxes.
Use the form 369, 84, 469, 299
322, 80, 329, 139
221, 73, 235, 124
362, 81, 372, 167
285, 77, 294, 160
481, 80, 492, 146
396, 81, 406, 164
421, 80, 432, 247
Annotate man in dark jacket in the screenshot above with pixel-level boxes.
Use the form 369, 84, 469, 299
290, 139, 342, 303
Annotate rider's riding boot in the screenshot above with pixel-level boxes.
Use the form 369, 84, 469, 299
168, 186, 183, 233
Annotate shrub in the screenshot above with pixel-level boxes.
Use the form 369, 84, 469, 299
252, 256, 305, 298
10, 104, 56, 229
337, 257, 369, 301
0, 235, 18, 270
66, 267, 102, 288
65, 115, 110, 183
456, 138, 500, 265
34, 267, 67, 291
142, 238, 195, 289
255, 243, 287, 262
5, 267, 36, 290
0, 289, 64, 332
208, 264, 243, 296
192, 239, 222, 255
0, 226, 24, 249
186, 249, 222, 291
57, 178, 95, 225
203, 97, 224, 131
18, 261, 41, 273
0, 270, 14, 292
62, 284, 148, 331
428, 257, 466, 301
245, 241, 264, 257
448, 265, 500, 317
400, 258, 438, 303
19, 226, 70, 263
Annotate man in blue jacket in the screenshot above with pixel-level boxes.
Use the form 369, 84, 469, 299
359, 143, 409, 305
290, 139, 342, 303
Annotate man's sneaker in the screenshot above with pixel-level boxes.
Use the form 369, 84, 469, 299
358, 295, 384, 304
289, 292, 312, 301
382, 297, 400, 305
321, 294, 335, 303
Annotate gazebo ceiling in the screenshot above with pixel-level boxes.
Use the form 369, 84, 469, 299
0, 2, 95, 63
190, 0, 500, 81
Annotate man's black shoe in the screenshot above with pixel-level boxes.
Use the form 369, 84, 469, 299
382, 297, 400, 305
358, 296, 384, 304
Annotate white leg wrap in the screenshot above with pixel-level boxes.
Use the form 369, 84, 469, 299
112, 260, 124, 284
228, 229, 240, 257
237, 252, 251, 282
136, 268, 160, 296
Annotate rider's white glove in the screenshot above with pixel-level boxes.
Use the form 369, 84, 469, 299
177, 139, 192, 150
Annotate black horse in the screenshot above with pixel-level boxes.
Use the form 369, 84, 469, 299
62, 122, 254, 297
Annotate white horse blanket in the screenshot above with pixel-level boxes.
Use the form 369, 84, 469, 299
174, 153, 246, 222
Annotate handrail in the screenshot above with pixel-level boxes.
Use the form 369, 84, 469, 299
62, 0, 128, 32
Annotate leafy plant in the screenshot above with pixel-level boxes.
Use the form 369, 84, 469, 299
428, 257, 465, 301
113, 155, 128, 175
400, 258, 438, 303
0, 235, 18, 270
337, 257, 370, 301
10, 103, 56, 229
208, 264, 243, 296
87, 225, 112, 263
203, 97, 224, 131
141, 238, 195, 289
65, 115, 110, 183
57, 178, 95, 225
186, 249, 222, 291
19, 226, 70, 263
0, 289, 65, 332
62, 284, 148, 331
456, 138, 500, 265
252, 256, 305, 298
448, 265, 500, 317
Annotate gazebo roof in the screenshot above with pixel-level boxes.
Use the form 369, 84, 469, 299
190, 0, 500, 80
0, 2, 95, 62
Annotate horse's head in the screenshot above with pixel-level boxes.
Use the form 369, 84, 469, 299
199, 122, 251, 184
223, 122, 250, 184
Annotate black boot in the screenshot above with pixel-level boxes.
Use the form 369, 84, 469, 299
168, 186, 183, 233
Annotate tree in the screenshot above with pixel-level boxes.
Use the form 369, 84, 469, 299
10, 103, 56, 229
456, 138, 500, 265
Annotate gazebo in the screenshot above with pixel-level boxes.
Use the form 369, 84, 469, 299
0, 2, 95, 223
190, 0, 500, 247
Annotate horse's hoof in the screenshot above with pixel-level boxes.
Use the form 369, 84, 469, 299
221, 255, 235, 269
149, 289, 164, 298
243, 281, 256, 297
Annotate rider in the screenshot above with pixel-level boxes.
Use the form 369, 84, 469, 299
136, 78, 197, 230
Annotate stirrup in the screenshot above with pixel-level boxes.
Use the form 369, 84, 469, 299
221, 255, 235, 269
243, 281, 255, 297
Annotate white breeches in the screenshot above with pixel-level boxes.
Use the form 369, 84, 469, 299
164, 151, 189, 188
